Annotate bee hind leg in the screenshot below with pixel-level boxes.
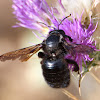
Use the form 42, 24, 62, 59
65, 58, 79, 74
66, 58, 81, 95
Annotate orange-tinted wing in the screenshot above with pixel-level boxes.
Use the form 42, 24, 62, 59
0, 44, 42, 62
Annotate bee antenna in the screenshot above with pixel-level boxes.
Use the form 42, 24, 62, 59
58, 14, 71, 29
37, 21, 56, 30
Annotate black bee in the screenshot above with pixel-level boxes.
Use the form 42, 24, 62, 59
0, 15, 94, 88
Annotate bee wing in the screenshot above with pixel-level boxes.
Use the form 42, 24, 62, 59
71, 44, 94, 54
64, 42, 94, 54
0, 44, 42, 62
74, 45, 94, 54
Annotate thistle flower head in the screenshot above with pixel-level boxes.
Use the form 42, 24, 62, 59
12, 0, 98, 72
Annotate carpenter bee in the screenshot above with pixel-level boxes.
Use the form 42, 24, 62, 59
0, 15, 94, 88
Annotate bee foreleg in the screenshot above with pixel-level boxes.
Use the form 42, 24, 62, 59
38, 52, 45, 58
64, 35, 73, 42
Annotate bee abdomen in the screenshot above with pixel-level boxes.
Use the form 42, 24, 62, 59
43, 68, 70, 88
42, 58, 70, 88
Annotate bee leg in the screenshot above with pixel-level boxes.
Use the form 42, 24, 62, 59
38, 52, 45, 58
66, 59, 81, 95
65, 59, 79, 74
64, 35, 73, 42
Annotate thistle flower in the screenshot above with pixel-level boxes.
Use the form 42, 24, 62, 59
12, 0, 98, 72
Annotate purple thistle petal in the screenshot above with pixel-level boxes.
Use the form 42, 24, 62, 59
32, 31, 43, 41
12, 0, 98, 72
58, 0, 66, 11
